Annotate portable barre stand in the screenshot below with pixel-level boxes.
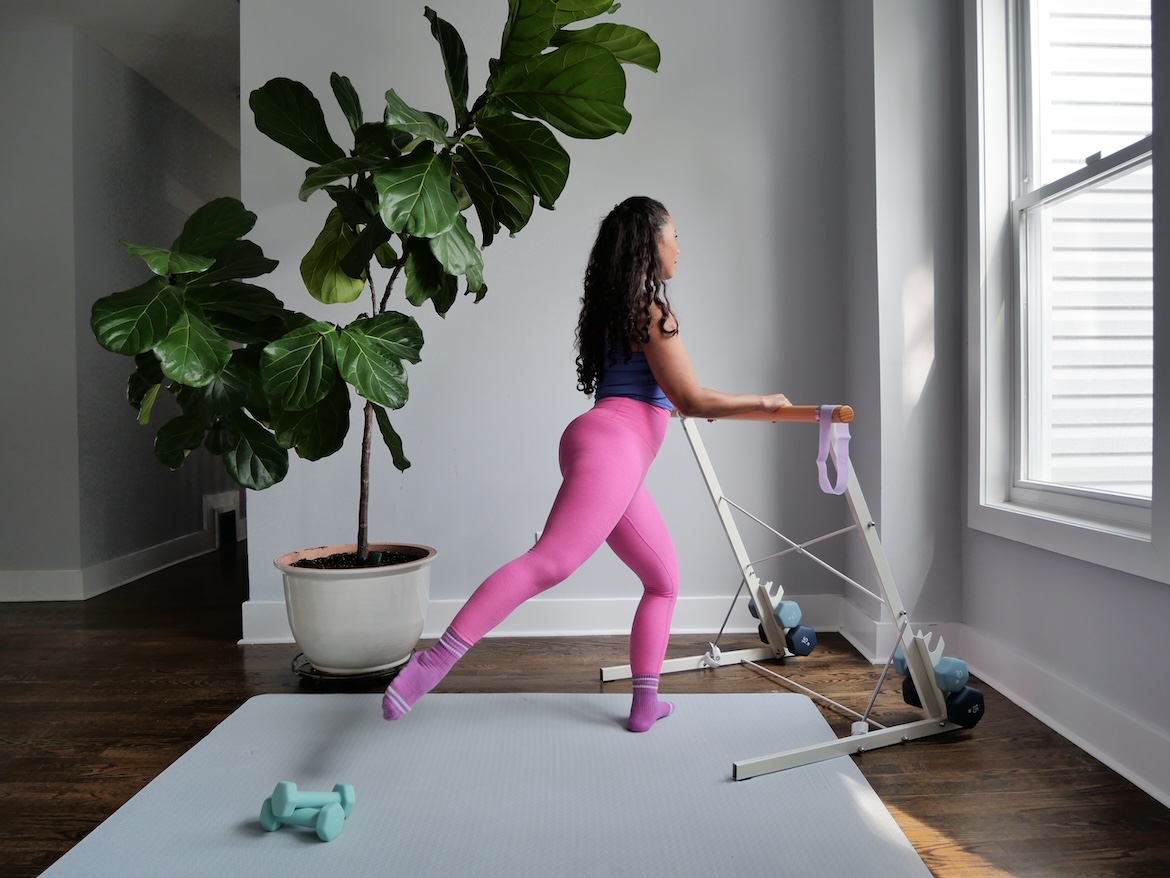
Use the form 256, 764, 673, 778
600, 408, 965, 780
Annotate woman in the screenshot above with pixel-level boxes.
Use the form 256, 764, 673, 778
383, 196, 790, 731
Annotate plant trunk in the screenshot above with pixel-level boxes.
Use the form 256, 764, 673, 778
357, 401, 374, 561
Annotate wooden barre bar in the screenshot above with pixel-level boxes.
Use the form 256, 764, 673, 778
714, 404, 853, 424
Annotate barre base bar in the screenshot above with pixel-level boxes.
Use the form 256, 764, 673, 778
733, 717, 963, 780
599, 646, 780, 682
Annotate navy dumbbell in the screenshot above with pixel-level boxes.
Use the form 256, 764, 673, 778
784, 624, 817, 656
902, 677, 985, 729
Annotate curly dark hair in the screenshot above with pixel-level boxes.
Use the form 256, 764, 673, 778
574, 196, 678, 395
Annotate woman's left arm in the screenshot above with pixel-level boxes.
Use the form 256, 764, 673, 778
642, 307, 790, 420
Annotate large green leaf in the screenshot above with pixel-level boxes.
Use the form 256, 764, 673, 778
373, 404, 411, 472
499, 0, 557, 62
272, 376, 351, 460
233, 344, 274, 423
346, 311, 424, 364
429, 215, 484, 294
298, 155, 387, 202
330, 72, 364, 134
223, 412, 289, 490
491, 42, 630, 139
249, 77, 346, 165
187, 281, 289, 322
425, 6, 470, 127
154, 308, 233, 388
120, 242, 215, 277
260, 320, 338, 410
551, 23, 661, 72
452, 137, 535, 245
171, 197, 258, 256
187, 240, 279, 287
204, 415, 239, 455
404, 238, 458, 315
552, 0, 618, 27
91, 277, 183, 355
373, 145, 460, 237
155, 415, 207, 469
476, 114, 569, 209
340, 215, 394, 280
382, 89, 450, 145
336, 325, 410, 409
174, 354, 253, 423
353, 122, 413, 159
300, 208, 366, 304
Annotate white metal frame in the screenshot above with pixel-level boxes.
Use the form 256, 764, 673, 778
601, 415, 965, 780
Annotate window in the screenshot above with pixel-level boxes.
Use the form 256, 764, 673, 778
967, 0, 1168, 581
1014, 0, 1153, 509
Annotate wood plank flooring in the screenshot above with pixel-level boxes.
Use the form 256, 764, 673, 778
1, 544, 1167, 877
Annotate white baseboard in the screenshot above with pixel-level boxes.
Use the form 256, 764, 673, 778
0, 530, 214, 601
0, 490, 245, 602
238, 592, 846, 644
961, 624, 1170, 809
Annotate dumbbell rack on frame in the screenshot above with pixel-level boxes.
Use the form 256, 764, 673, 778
600, 413, 969, 781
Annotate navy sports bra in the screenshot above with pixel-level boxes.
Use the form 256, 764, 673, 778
595, 350, 673, 411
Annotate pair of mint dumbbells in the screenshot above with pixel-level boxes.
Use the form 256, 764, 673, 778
259, 781, 355, 842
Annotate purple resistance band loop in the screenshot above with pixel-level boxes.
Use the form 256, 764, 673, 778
816, 406, 850, 495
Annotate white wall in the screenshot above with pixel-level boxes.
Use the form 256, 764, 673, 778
870, 0, 965, 626
0, 25, 241, 600
240, 0, 854, 640
834, 0, 966, 658
0, 27, 82, 576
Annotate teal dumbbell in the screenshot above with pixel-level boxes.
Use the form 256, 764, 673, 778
933, 656, 969, 692
892, 645, 908, 676
270, 781, 355, 818
892, 648, 969, 693
260, 798, 346, 842
747, 598, 802, 629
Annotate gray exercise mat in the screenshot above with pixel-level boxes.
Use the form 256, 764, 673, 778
41, 692, 931, 877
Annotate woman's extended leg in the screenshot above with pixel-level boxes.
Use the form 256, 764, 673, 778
607, 484, 679, 731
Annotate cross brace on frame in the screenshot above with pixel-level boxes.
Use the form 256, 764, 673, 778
600, 406, 968, 780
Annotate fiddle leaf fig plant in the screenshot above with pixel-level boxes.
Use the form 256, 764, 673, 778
90, 0, 659, 564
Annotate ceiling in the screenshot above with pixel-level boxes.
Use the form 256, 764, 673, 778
0, 0, 240, 147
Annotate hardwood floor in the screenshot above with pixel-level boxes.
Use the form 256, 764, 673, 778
2, 543, 1167, 877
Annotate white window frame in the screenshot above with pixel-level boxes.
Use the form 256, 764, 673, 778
965, 0, 1170, 583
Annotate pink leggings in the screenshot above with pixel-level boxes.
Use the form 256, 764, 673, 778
449, 397, 678, 676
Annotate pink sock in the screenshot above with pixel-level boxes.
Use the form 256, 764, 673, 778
627, 674, 674, 732
382, 629, 471, 720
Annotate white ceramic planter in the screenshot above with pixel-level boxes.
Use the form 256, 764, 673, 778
274, 543, 436, 675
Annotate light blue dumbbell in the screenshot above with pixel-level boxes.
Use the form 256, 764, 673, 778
260, 798, 346, 842
270, 781, 355, 818
893, 646, 909, 676
892, 647, 969, 693
933, 656, 969, 693
747, 598, 802, 629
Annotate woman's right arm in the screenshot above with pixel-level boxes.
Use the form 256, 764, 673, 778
641, 308, 790, 420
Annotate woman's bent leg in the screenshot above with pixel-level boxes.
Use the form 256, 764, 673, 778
607, 485, 679, 731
